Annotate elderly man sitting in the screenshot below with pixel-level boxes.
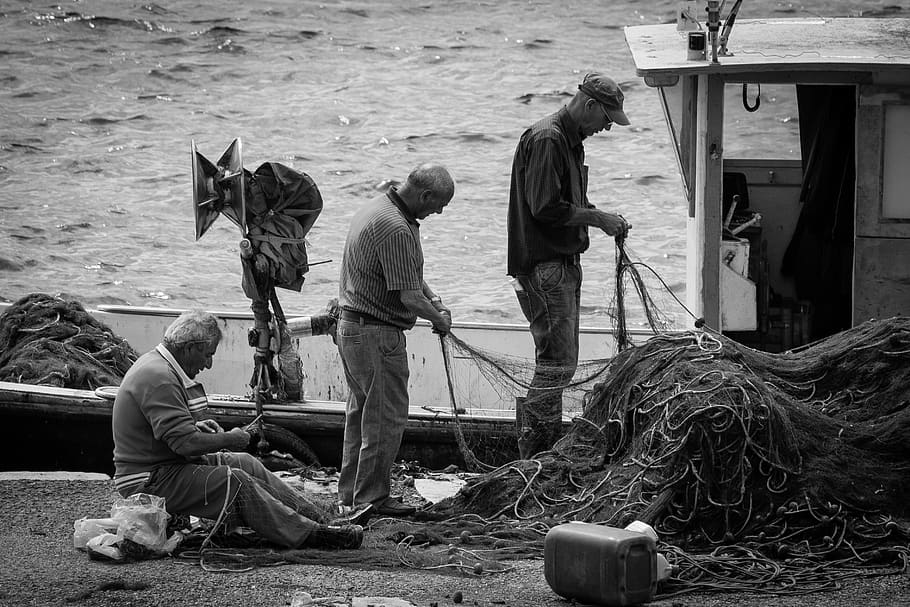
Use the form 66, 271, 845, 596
112, 309, 367, 549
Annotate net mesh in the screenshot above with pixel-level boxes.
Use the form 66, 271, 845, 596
401, 237, 910, 593
0, 293, 137, 388
415, 317, 910, 593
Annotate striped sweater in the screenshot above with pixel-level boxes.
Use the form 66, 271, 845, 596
111, 344, 209, 495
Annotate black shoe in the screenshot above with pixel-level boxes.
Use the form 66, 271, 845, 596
372, 497, 416, 517
329, 502, 373, 526
304, 524, 363, 549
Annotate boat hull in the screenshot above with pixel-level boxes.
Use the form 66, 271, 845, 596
0, 303, 649, 472
0, 381, 526, 473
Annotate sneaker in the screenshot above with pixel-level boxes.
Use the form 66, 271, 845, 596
372, 497, 416, 517
303, 524, 364, 550
329, 502, 373, 526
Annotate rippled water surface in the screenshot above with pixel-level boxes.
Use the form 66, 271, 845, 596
0, 0, 899, 327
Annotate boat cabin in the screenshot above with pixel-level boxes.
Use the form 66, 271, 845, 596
625, 14, 910, 351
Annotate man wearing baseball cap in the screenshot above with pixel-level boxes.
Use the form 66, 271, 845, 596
506, 72, 632, 459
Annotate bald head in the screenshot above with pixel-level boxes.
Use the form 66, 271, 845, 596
406, 163, 454, 199
399, 163, 455, 219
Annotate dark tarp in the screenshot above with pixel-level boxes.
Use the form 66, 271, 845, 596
240, 163, 323, 302
781, 85, 855, 340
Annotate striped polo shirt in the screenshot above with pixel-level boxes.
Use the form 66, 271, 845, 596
339, 187, 423, 330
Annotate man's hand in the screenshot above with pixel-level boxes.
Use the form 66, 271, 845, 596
194, 419, 224, 433
566, 208, 631, 238
594, 211, 631, 238
227, 427, 252, 450
401, 288, 453, 334
432, 309, 452, 335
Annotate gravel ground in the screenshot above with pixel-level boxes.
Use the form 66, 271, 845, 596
0, 476, 907, 607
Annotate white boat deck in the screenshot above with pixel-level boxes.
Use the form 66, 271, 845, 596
625, 18, 910, 83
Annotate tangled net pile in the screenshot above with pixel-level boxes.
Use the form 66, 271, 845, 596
0, 293, 137, 389
409, 318, 910, 594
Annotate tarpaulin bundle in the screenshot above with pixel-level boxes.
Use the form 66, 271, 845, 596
241, 163, 323, 300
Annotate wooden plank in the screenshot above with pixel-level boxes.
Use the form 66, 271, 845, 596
688, 74, 725, 329
853, 238, 910, 323
683, 75, 697, 214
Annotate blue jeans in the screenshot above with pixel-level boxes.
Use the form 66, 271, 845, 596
336, 318, 410, 507
514, 261, 582, 458
131, 452, 327, 548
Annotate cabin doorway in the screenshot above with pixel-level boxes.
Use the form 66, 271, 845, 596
781, 85, 856, 342
720, 84, 856, 350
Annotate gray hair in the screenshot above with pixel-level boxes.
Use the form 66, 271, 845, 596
162, 310, 222, 348
406, 163, 455, 200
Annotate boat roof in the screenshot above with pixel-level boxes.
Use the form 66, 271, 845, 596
625, 18, 910, 86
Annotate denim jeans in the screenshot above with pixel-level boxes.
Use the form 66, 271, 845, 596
133, 451, 327, 548
336, 318, 410, 507
514, 261, 582, 458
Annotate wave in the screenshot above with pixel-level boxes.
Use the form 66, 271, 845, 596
515, 91, 573, 105
3, 142, 44, 153
634, 174, 669, 186
30, 11, 173, 34
267, 29, 322, 42
150, 36, 190, 46
0, 256, 25, 272
859, 5, 906, 16
145, 68, 187, 83
403, 132, 507, 145
80, 115, 150, 125
339, 8, 370, 18
57, 223, 93, 233
190, 25, 248, 36
517, 38, 554, 49
61, 159, 104, 175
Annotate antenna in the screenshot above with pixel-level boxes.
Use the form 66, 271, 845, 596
718, 0, 744, 56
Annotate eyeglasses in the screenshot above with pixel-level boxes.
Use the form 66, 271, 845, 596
599, 104, 614, 129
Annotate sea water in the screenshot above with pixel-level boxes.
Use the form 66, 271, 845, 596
0, 1, 898, 328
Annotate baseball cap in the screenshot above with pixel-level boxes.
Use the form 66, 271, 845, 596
578, 73, 630, 126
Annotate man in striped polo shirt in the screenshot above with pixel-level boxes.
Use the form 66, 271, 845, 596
507, 73, 632, 460
337, 163, 454, 517
112, 310, 365, 549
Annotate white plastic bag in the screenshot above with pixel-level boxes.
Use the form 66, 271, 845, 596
110, 493, 170, 551
73, 517, 119, 550
85, 532, 124, 561
73, 492, 180, 560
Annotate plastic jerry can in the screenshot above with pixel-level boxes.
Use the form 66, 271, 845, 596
544, 521, 658, 606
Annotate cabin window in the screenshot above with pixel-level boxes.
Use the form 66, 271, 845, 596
723, 83, 801, 160
657, 81, 802, 204
882, 105, 910, 219
657, 83, 688, 195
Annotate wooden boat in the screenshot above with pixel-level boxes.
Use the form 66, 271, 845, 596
5, 8, 910, 473
624, 11, 910, 348
0, 304, 629, 472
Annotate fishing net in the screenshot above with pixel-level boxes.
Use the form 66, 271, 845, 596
0, 293, 137, 389
378, 236, 909, 594
433, 239, 681, 472
410, 317, 910, 593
